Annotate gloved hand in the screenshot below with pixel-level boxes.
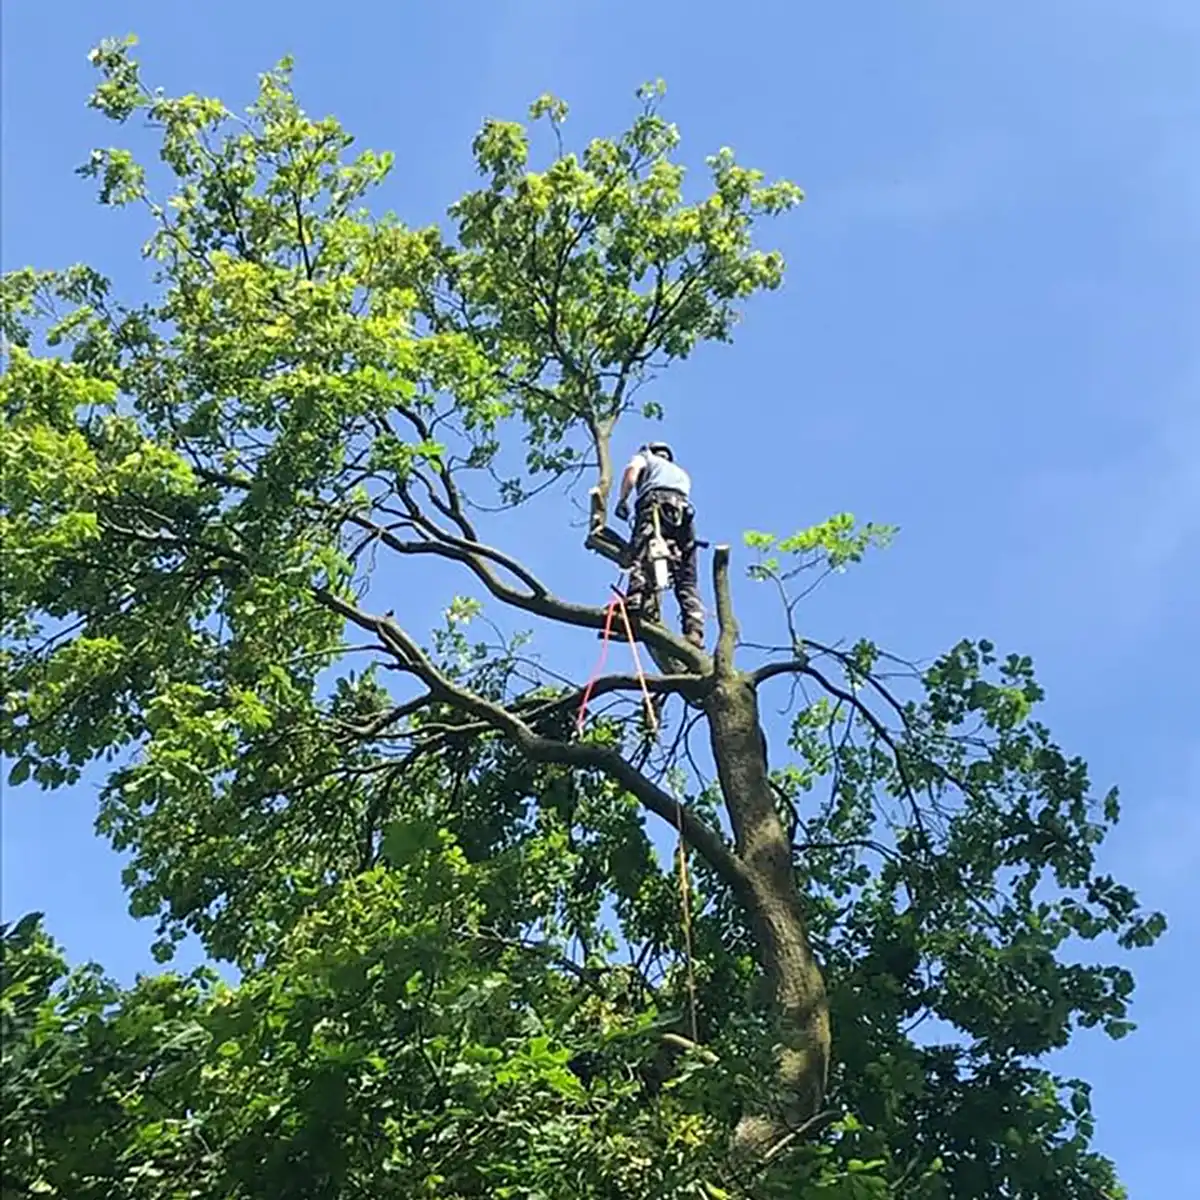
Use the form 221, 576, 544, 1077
614, 498, 630, 522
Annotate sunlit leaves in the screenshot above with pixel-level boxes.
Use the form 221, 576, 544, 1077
745, 514, 898, 582
85, 34, 143, 122
435, 81, 804, 480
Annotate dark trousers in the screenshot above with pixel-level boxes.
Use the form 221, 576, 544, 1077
625, 490, 704, 645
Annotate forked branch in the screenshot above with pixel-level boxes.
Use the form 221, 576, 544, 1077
341, 508, 709, 674
314, 588, 753, 902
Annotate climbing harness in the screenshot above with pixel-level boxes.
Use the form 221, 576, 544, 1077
584, 483, 709, 571
576, 572, 700, 1046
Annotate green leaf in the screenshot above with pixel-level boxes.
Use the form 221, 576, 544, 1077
7, 758, 32, 787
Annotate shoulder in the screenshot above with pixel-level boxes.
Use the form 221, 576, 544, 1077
628, 452, 648, 470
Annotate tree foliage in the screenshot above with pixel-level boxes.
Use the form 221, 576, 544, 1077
1, 36, 1163, 1199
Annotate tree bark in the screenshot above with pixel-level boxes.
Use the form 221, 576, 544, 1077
586, 414, 616, 535
706, 546, 830, 1155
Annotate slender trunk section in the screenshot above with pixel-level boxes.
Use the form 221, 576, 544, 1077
706, 546, 830, 1155
587, 414, 616, 535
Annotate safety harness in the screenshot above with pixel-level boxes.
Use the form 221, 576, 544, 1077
636, 488, 696, 589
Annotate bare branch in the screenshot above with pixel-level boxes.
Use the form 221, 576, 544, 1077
331, 692, 435, 740
749, 659, 812, 688
344, 510, 707, 673
291, 190, 314, 279
532, 670, 710, 722
378, 405, 479, 541
755, 658, 935, 855
344, 508, 548, 598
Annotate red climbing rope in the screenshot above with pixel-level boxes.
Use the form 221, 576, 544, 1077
575, 592, 620, 734
575, 584, 657, 735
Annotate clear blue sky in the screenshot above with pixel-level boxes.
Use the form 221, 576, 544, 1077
2, 3, 1196, 1195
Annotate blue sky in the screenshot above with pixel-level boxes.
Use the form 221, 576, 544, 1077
2, 2, 1196, 1194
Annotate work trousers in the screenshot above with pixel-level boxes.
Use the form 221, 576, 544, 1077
625, 489, 704, 646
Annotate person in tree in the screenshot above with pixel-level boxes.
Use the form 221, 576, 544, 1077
614, 441, 705, 648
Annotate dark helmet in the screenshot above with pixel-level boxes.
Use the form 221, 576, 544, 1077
645, 441, 674, 462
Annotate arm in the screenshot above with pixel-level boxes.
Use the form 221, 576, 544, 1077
615, 455, 644, 519
618, 462, 641, 506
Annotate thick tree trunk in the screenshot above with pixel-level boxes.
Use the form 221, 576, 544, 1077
706, 548, 830, 1155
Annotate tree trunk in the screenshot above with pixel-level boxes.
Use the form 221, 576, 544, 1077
706, 656, 831, 1155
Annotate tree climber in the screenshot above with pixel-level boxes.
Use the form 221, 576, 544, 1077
614, 442, 705, 648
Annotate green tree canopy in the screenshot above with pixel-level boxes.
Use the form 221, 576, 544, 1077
1, 36, 1164, 1199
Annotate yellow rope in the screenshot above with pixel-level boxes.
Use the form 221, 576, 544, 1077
612, 584, 659, 736
675, 797, 699, 1044
611, 571, 698, 1047
580, 560, 700, 1046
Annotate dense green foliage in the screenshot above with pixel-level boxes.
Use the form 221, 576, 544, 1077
1, 36, 1163, 1198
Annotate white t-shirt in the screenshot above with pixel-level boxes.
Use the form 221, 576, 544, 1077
630, 450, 691, 498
